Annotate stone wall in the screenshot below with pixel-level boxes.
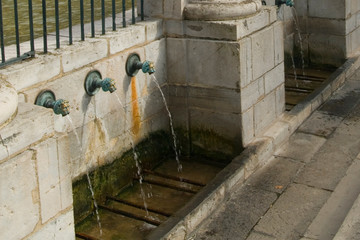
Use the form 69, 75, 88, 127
0, 19, 166, 239
267, 0, 360, 68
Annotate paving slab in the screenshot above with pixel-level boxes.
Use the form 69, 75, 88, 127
246, 156, 303, 194
297, 111, 344, 138
303, 159, 360, 240
254, 183, 331, 240
295, 131, 360, 191
275, 132, 327, 163
319, 80, 360, 117
193, 186, 277, 240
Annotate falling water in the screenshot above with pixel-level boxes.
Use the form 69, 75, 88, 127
151, 75, 182, 172
66, 115, 103, 237
291, 7, 306, 76
114, 93, 149, 215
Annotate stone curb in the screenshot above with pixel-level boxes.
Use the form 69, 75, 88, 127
147, 54, 360, 240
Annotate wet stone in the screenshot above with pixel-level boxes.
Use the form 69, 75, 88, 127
298, 111, 343, 138
254, 183, 331, 240
246, 156, 303, 194
194, 186, 277, 240
276, 132, 327, 163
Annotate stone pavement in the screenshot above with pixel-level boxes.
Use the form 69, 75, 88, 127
191, 68, 360, 240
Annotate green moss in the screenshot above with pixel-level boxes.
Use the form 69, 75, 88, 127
190, 128, 242, 161
73, 131, 173, 224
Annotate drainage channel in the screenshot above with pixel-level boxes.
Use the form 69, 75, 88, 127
285, 68, 335, 111
75, 157, 227, 240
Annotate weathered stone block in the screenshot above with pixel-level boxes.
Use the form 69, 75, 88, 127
164, 0, 185, 19
263, 120, 291, 149
0, 55, 60, 91
0, 151, 39, 240
241, 107, 254, 146
188, 86, 241, 113
0, 103, 54, 157
62, 39, 108, 72
27, 210, 75, 240
241, 76, 265, 111
264, 64, 285, 95
145, 39, 167, 87
236, 10, 271, 39
239, 37, 253, 88
107, 25, 146, 55
273, 21, 284, 65
166, 38, 187, 84
57, 135, 73, 209
142, 0, 163, 18
254, 91, 276, 135
251, 26, 275, 80
309, 0, 346, 19
34, 138, 62, 223
187, 39, 240, 89
138, 19, 163, 41
275, 84, 285, 117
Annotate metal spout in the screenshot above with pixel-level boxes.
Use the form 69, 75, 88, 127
84, 70, 117, 96
275, 0, 294, 7
35, 90, 70, 117
126, 53, 156, 77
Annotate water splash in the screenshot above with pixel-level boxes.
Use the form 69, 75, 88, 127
151, 75, 182, 172
66, 115, 103, 237
291, 7, 305, 77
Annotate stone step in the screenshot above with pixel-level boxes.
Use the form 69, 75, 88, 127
302, 158, 360, 240
333, 192, 360, 240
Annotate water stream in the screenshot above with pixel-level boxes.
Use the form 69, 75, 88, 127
114, 92, 149, 215
66, 115, 103, 237
151, 75, 182, 172
291, 7, 306, 76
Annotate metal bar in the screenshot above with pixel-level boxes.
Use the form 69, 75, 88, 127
13, 0, 20, 57
131, 0, 135, 24
0, 0, 4, 62
0, 51, 34, 68
55, 0, 60, 48
112, 0, 116, 31
41, 0, 47, 52
101, 0, 105, 34
106, 196, 172, 217
28, 0, 35, 52
143, 169, 206, 187
98, 204, 162, 226
80, 0, 84, 40
68, 0, 72, 45
137, 177, 198, 194
122, 0, 126, 27
91, 0, 95, 37
141, 0, 144, 21
75, 232, 100, 240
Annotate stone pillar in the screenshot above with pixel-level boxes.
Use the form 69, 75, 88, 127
166, 1, 285, 156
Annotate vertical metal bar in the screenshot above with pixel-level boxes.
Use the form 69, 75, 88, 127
13, 0, 20, 57
91, 0, 95, 37
0, 0, 5, 62
122, 0, 126, 27
28, 0, 35, 52
55, 0, 60, 48
131, 0, 135, 24
41, 0, 47, 53
68, 0, 72, 45
80, 0, 84, 40
112, 0, 116, 31
141, 0, 144, 21
101, 0, 105, 34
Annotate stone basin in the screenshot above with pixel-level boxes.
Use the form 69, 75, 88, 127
184, 0, 262, 20
0, 79, 18, 130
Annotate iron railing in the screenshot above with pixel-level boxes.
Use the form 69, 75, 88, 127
0, 0, 144, 68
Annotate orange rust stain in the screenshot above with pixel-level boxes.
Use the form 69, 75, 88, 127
131, 76, 141, 138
